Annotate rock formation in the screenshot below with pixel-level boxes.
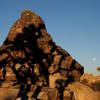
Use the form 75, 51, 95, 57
67, 82, 99, 100
80, 73, 100, 91
0, 10, 84, 100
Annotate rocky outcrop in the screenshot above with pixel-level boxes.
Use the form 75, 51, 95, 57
67, 82, 99, 100
0, 10, 84, 100
80, 73, 100, 91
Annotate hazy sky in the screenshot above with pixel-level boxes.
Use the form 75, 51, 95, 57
0, 0, 100, 75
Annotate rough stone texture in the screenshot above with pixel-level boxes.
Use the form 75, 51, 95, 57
80, 73, 100, 91
0, 10, 84, 100
63, 88, 75, 100
67, 82, 99, 100
37, 87, 59, 100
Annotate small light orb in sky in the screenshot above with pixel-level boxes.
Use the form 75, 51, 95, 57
92, 58, 96, 62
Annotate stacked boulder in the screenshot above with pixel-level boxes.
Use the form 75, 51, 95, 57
0, 10, 84, 100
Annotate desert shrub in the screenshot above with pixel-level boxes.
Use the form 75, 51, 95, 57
97, 67, 100, 72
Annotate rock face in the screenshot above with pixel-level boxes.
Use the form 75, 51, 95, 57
67, 82, 99, 100
0, 10, 84, 100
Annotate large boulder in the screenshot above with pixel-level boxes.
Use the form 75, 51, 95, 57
67, 82, 99, 100
0, 10, 84, 100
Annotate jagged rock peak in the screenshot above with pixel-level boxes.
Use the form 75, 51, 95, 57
4, 10, 47, 43
21, 9, 45, 27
